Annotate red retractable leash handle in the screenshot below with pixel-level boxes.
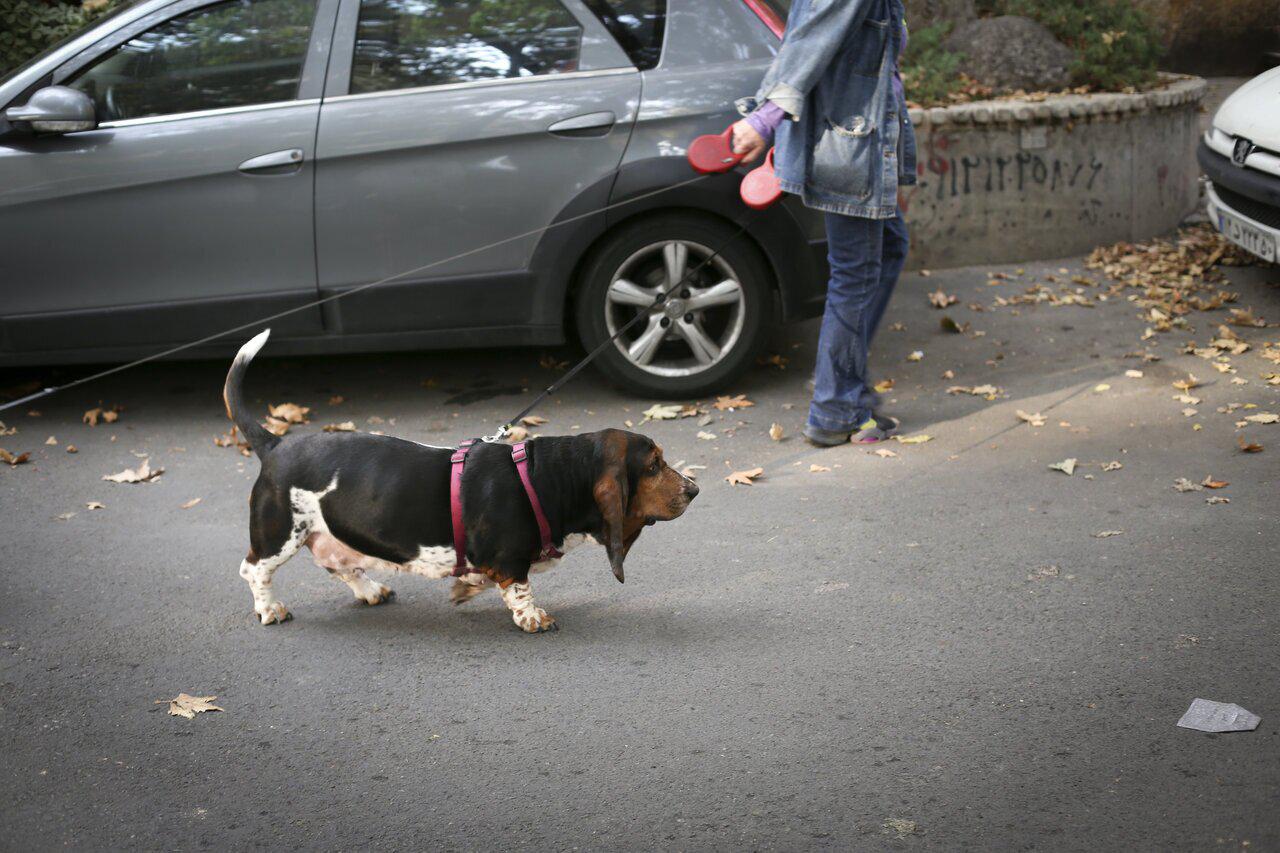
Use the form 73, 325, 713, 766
687, 125, 782, 210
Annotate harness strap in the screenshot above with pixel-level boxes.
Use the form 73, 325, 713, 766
450, 439, 477, 576
511, 441, 563, 562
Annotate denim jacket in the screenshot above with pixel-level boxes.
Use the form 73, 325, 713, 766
743, 0, 917, 218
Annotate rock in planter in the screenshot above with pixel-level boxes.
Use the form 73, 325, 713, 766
945, 16, 1074, 92
905, 0, 975, 33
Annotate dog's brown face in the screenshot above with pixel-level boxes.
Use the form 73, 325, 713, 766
591, 429, 698, 583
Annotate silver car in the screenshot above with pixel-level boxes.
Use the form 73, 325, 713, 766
0, 0, 824, 396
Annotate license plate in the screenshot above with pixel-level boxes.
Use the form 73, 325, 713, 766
1218, 209, 1277, 263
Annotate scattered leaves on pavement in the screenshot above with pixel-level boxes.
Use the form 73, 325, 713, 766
103, 458, 162, 484
82, 406, 121, 426
328, 395, 344, 405
539, 353, 569, 370
874, 448, 898, 458
1206, 496, 1230, 505
940, 315, 968, 334
1171, 375, 1201, 392
907, 350, 924, 362
1094, 383, 1111, 393
725, 467, 763, 486
322, 421, 357, 432
680, 465, 706, 479
1016, 410, 1046, 427
1172, 478, 1202, 493
503, 425, 530, 443
768, 423, 784, 442
809, 464, 830, 473
1124, 369, 1144, 378
893, 434, 932, 445
1102, 461, 1123, 471
86, 501, 104, 510
1027, 565, 1060, 581
873, 379, 895, 393
928, 289, 958, 308
713, 394, 754, 411
883, 819, 919, 839
0, 449, 30, 466
180, 498, 202, 509
1201, 476, 1229, 489
1243, 412, 1278, 425
66, 445, 77, 454
696, 431, 716, 441
519, 415, 548, 426
1094, 530, 1123, 538
948, 384, 1002, 399
1237, 437, 1263, 453
757, 353, 789, 369
1048, 458, 1077, 476
44, 436, 57, 445
158, 693, 224, 719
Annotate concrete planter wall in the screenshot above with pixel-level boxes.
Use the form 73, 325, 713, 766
901, 74, 1207, 270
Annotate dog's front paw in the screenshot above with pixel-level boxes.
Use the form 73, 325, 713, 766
513, 608, 557, 634
357, 582, 395, 606
255, 602, 292, 625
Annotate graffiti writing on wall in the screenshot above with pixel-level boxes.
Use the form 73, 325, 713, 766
921, 152, 1106, 201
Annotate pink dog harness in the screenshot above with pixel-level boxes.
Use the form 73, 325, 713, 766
450, 439, 563, 576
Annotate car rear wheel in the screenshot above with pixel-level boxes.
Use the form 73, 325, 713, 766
574, 214, 772, 398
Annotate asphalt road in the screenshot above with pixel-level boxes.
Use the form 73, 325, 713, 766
1, 249, 1278, 851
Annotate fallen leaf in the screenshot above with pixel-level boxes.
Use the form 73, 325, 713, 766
322, 421, 357, 432
940, 315, 969, 334
262, 417, 291, 437
1094, 383, 1111, 393
757, 353, 789, 370
44, 436, 57, 445
1102, 461, 1123, 471
641, 403, 682, 422
940, 370, 955, 380
1227, 307, 1265, 327
874, 448, 898, 458
1171, 375, 1201, 392
157, 693, 223, 720
883, 818, 919, 839
1200, 476, 1229, 489
1205, 496, 1230, 505
539, 353, 569, 371
713, 395, 754, 411
1016, 410, 1046, 427
893, 434, 932, 445
85, 501, 105, 510
1027, 564, 1060, 581
519, 415, 548, 426
1237, 437, 1263, 453
0, 448, 30, 466
66, 445, 77, 454
809, 464, 830, 473
768, 423, 784, 442
102, 458, 163, 483
1181, 407, 1198, 417
1048, 458, 1077, 476
504, 425, 530, 443
928, 289, 958, 309
680, 465, 706, 479
677, 405, 702, 418
268, 402, 310, 424
1244, 412, 1278, 425
1173, 393, 1201, 405
82, 406, 121, 427
1124, 369, 1144, 378
888, 322, 906, 331
873, 379, 895, 393
55, 512, 76, 521
696, 431, 717, 441
327, 395, 344, 405
906, 350, 924, 362
180, 498, 202, 509
725, 467, 764, 486
1093, 530, 1124, 538
1172, 477, 1202, 492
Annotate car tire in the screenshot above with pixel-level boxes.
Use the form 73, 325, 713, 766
574, 213, 773, 399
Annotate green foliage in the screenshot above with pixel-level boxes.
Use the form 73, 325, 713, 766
900, 22, 966, 107
992, 0, 1163, 90
0, 0, 123, 79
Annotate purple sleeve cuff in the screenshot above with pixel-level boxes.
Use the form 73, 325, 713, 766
745, 101, 787, 143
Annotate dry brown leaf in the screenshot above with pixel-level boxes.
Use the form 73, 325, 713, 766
906, 350, 924, 362
1172, 477, 1202, 493
1016, 410, 1046, 427
713, 394, 754, 411
757, 353, 789, 370
327, 395, 345, 405
940, 315, 968, 334
520, 415, 549, 426
940, 370, 956, 380
1093, 530, 1124, 538
1200, 476, 1229, 489
1244, 412, 1279, 425
768, 423, 784, 442
893, 434, 932, 445
0, 448, 30, 466
1048, 458, 1077, 476
641, 403, 682, 422
725, 467, 763, 486
44, 436, 57, 446
66, 445, 78, 454
1205, 496, 1231, 505
504, 425, 530, 443
696, 430, 716, 441
1094, 383, 1111, 393
82, 406, 121, 426
322, 421, 357, 433
263, 417, 291, 437
680, 464, 706, 479
873, 379, 895, 393
85, 501, 104, 510
102, 458, 163, 484
1237, 437, 1263, 453
539, 353, 570, 371
874, 448, 898, 458
1171, 375, 1201, 392
157, 693, 223, 720
1124, 369, 1143, 378
180, 498, 202, 509
1102, 461, 1123, 471
809, 464, 831, 473
928, 289, 958, 309
268, 403, 310, 425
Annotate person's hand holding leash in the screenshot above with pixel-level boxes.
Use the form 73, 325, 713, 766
731, 119, 768, 164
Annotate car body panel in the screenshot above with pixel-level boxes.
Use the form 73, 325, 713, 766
1211, 65, 1280, 148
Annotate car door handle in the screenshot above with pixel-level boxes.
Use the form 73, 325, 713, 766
547, 111, 616, 137
238, 148, 304, 173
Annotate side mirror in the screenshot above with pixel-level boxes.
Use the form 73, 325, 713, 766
5, 86, 97, 134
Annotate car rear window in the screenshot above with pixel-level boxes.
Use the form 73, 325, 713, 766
581, 0, 666, 70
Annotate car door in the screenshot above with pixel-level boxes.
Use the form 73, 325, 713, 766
313, 0, 640, 337
0, 0, 338, 355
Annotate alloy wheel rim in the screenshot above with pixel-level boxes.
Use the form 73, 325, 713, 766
604, 240, 746, 378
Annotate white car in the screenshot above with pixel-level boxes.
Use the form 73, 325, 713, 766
1199, 66, 1280, 263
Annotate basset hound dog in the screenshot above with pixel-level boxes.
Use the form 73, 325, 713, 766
224, 331, 699, 633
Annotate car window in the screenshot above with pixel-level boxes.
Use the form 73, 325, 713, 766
350, 0, 584, 94
68, 0, 317, 123
580, 0, 664, 71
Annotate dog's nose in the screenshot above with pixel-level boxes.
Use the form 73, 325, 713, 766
684, 480, 700, 499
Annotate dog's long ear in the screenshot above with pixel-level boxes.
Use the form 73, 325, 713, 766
593, 440, 630, 584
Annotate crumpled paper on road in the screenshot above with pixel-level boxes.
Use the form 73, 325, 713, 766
1176, 698, 1260, 733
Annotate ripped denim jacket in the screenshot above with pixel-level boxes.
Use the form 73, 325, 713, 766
739, 0, 916, 218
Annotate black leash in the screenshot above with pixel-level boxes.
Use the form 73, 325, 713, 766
501, 207, 764, 435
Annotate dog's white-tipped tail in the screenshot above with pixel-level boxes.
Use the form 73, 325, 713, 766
236, 328, 271, 363
224, 329, 277, 457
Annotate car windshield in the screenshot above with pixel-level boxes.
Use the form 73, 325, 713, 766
0, 0, 146, 88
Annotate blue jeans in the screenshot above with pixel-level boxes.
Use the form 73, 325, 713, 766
807, 210, 909, 433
